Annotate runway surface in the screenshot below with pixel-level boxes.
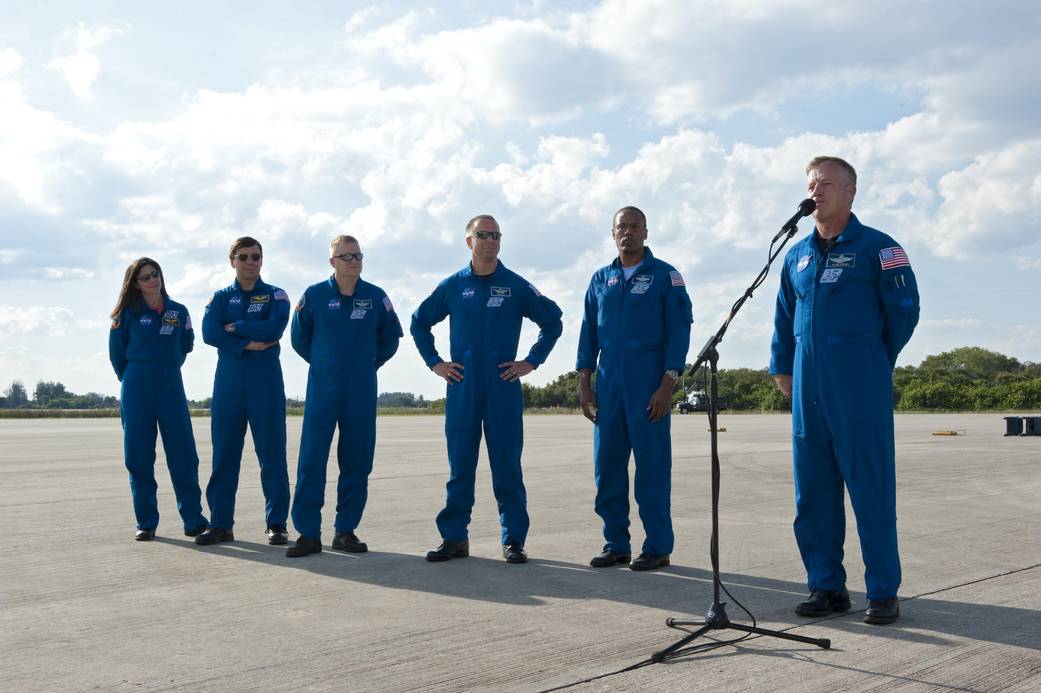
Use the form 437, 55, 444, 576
2, 413, 1039, 691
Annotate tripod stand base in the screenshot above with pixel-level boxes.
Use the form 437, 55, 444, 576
651, 602, 830, 662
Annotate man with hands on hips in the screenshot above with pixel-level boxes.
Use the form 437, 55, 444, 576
411, 214, 563, 565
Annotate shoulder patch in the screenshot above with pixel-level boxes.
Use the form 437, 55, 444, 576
879, 246, 910, 270
274, 289, 289, 302
528, 283, 542, 297
383, 295, 394, 312
295, 295, 306, 313
110, 317, 120, 330
669, 270, 685, 287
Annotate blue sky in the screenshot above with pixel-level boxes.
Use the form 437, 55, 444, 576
2, 1, 1039, 400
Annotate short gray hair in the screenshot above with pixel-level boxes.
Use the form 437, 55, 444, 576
329, 234, 359, 254
806, 156, 857, 185
465, 214, 499, 236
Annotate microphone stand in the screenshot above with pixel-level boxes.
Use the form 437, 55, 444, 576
651, 215, 831, 663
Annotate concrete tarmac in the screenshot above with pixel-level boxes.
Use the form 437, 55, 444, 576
2, 413, 1039, 691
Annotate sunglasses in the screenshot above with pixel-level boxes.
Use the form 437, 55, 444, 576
137, 270, 160, 282
471, 230, 502, 241
333, 252, 364, 262
235, 253, 262, 262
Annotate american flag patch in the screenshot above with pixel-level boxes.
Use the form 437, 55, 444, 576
186, 315, 193, 330
670, 270, 685, 287
274, 289, 289, 301
879, 247, 910, 270
529, 283, 542, 297
383, 296, 394, 312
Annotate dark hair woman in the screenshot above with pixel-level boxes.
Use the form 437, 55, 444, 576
109, 258, 208, 540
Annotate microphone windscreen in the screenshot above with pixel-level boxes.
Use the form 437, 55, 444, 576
799, 198, 816, 216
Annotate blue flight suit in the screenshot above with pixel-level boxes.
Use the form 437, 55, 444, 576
109, 298, 208, 533
770, 212, 920, 600
201, 278, 291, 531
576, 247, 693, 557
290, 277, 402, 540
412, 262, 563, 546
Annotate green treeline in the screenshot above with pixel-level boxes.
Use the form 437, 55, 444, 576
518, 346, 1041, 411
3, 347, 1039, 413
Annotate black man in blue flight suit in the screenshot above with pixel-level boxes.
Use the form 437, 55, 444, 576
577, 206, 693, 572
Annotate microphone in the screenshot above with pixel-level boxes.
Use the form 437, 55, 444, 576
772, 199, 816, 242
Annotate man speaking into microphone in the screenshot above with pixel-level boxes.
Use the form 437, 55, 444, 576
769, 157, 920, 625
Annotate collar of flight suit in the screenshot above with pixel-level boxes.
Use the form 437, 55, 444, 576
232, 276, 267, 292
610, 245, 656, 271
813, 212, 865, 248
464, 259, 505, 279
325, 275, 369, 296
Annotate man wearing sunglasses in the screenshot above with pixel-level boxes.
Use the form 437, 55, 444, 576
412, 215, 563, 564
577, 206, 693, 571
285, 234, 403, 557
196, 236, 292, 547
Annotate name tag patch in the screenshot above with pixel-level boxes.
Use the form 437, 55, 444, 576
350, 309, 367, 319
487, 296, 504, 307
631, 274, 653, 294
820, 268, 843, 283
826, 253, 855, 269
797, 255, 811, 272
353, 299, 373, 310
491, 286, 511, 297
247, 303, 263, 313
159, 325, 175, 335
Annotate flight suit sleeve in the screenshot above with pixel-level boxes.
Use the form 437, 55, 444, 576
232, 289, 291, 342
108, 311, 130, 381
180, 308, 195, 364
877, 247, 920, 367
375, 293, 404, 369
202, 293, 246, 354
410, 280, 450, 369
291, 291, 315, 364
769, 258, 797, 376
520, 283, 563, 368
575, 275, 599, 371
663, 272, 693, 373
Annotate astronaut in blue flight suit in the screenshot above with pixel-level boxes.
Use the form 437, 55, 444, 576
195, 237, 292, 547
284, 234, 403, 558
770, 157, 919, 625
577, 206, 693, 572
412, 214, 563, 564
109, 257, 208, 541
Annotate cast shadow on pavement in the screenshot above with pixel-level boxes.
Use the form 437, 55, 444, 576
158, 536, 1041, 653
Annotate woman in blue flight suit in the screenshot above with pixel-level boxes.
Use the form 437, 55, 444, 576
109, 258, 208, 541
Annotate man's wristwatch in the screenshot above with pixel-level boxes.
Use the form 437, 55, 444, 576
664, 369, 679, 380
